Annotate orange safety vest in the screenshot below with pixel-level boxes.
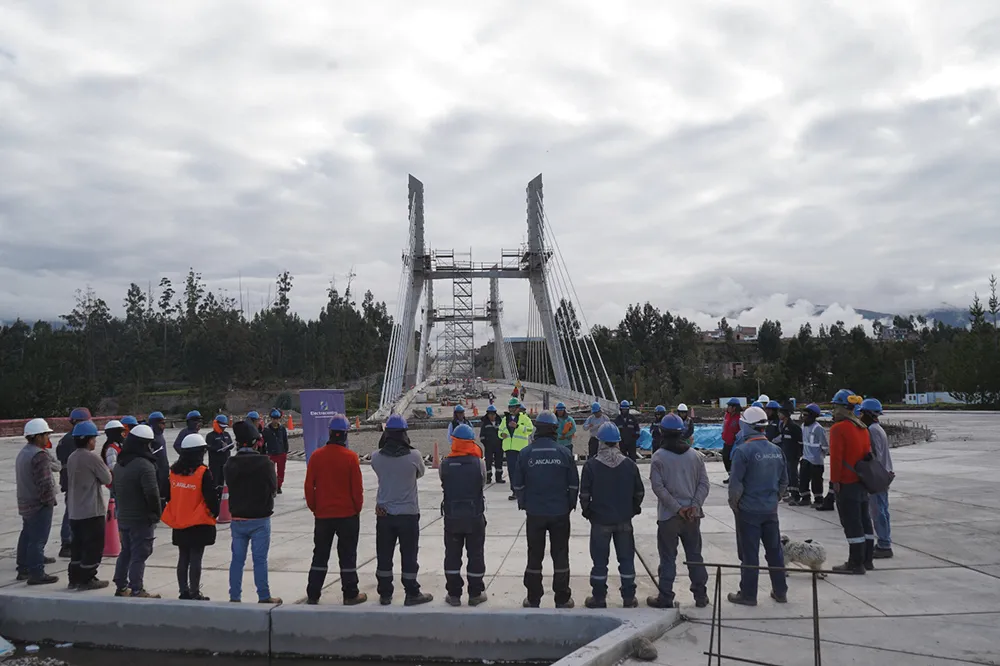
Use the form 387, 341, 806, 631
162, 466, 216, 530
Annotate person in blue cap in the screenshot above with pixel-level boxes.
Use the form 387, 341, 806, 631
263, 409, 290, 494
583, 402, 610, 459
206, 415, 234, 500
614, 401, 641, 461
512, 410, 579, 609
173, 410, 204, 454
479, 405, 505, 483
554, 403, 576, 451
775, 401, 803, 504
580, 421, 644, 609
56, 407, 92, 557
650, 405, 668, 453
147, 411, 171, 505
859, 399, 894, 559
66, 421, 112, 591
447, 404, 471, 440
799, 404, 829, 507
440, 422, 489, 607
245, 411, 265, 452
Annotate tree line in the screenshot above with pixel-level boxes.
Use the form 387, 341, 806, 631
2, 272, 998, 419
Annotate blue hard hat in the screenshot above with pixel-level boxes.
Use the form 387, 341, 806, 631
535, 410, 558, 426
591, 402, 601, 413
751, 401, 763, 408
247, 411, 260, 420
454, 405, 465, 413
329, 414, 351, 432
453, 423, 476, 440
215, 414, 229, 426
803, 403, 822, 416
831, 389, 855, 406
727, 398, 742, 407
386, 414, 408, 430
659, 414, 686, 433
596, 422, 621, 443
765, 400, 781, 410
486, 405, 497, 413
72, 421, 99, 437
148, 411, 165, 421
620, 400, 630, 409
860, 398, 883, 414
186, 410, 202, 420
120, 415, 138, 427
69, 407, 92, 422
654, 405, 667, 414
853, 404, 862, 416
555, 402, 566, 411
269, 408, 282, 419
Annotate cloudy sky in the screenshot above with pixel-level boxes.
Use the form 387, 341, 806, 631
2, 0, 999, 337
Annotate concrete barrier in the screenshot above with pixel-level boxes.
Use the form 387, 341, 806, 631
0, 593, 272, 655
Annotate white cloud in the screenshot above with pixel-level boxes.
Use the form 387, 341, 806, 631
1, 0, 998, 334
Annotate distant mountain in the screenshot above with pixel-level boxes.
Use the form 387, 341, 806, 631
853, 306, 969, 329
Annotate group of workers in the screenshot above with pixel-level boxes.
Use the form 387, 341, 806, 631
15, 387, 894, 608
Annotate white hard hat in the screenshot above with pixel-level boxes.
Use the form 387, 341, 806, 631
677, 403, 689, 412
757, 394, 770, 404
741, 406, 769, 427
104, 419, 123, 431
180, 433, 208, 450
24, 418, 53, 437
130, 424, 155, 440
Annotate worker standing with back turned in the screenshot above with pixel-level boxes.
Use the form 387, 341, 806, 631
440, 423, 489, 607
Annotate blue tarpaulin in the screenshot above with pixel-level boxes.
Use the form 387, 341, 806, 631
638, 424, 723, 451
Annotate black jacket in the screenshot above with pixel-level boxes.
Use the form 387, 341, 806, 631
776, 419, 803, 456
148, 417, 171, 501
206, 429, 234, 465
650, 424, 663, 453
262, 425, 289, 456
224, 449, 277, 519
114, 434, 162, 526
479, 414, 502, 449
614, 413, 641, 446
56, 432, 74, 492
580, 454, 644, 525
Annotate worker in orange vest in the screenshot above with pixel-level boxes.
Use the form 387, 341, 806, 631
162, 433, 220, 600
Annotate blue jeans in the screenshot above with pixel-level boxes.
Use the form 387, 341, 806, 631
870, 491, 891, 549
230, 518, 272, 601
589, 522, 637, 601
114, 523, 156, 593
736, 510, 787, 602
17, 506, 54, 577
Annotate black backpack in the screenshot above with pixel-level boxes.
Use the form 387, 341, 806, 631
843, 454, 892, 494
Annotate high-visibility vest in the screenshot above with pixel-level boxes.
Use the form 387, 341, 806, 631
500, 412, 534, 452
162, 467, 216, 530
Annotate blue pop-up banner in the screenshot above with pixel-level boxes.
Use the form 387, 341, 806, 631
299, 389, 346, 462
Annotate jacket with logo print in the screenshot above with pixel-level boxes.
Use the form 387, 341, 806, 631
728, 428, 788, 514
511, 436, 579, 516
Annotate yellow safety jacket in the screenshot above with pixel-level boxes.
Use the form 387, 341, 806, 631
500, 412, 534, 452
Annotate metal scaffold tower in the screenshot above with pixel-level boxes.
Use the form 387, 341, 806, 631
377, 174, 617, 417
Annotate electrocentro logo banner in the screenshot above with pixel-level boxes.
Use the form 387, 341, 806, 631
300, 389, 347, 462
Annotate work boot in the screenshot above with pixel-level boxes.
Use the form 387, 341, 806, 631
259, 597, 283, 605
584, 596, 606, 609
404, 592, 433, 606
344, 592, 368, 606
27, 573, 58, 586
379, 596, 392, 606
508, 493, 516, 501
833, 543, 866, 575
646, 595, 677, 609
785, 491, 800, 504
445, 595, 462, 607
622, 597, 639, 608
114, 587, 131, 597
770, 590, 787, 603
77, 579, 110, 592
794, 495, 812, 507
44, 556, 56, 565
832, 561, 865, 575
16, 571, 29, 582
486, 472, 493, 484
179, 591, 191, 600
815, 494, 836, 511
306, 598, 319, 605
694, 596, 710, 608
469, 592, 488, 607
133, 590, 162, 598
277, 488, 283, 495
58, 544, 71, 558
555, 598, 575, 609
67, 582, 78, 591
495, 473, 505, 484
873, 547, 894, 559
722, 477, 730, 485
522, 598, 540, 608
864, 541, 875, 571
191, 592, 210, 601
726, 592, 757, 606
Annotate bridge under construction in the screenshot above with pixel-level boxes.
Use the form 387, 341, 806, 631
376, 174, 618, 420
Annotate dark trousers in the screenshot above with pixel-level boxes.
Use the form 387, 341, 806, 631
524, 514, 572, 605
177, 544, 205, 595
505, 450, 520, 479
209, 456, 227, 497
621, 439, 637, 461
589, 521, 637, 601
114, 523, 156, 593
61, 498, 72, 546
484, 444, 504, 478
307, 515, 361, 601
836, 482, 874, 564
798, 460, 825, 500
444, 518, 487, 598
722, 445, 733, 473
17, 506, 53, 578
655, 516, 708, 603
68, 516, 105, 586
375, 513, 421, 598
782, 442, 800, 493
588, 437, 599, 459
269, 453, 287, 489
735, 510, 787, 601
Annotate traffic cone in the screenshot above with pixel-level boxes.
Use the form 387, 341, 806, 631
287, 414, 294, 430
218, 486, 232, 524
473, 405, 479, 417
103, 499, 120, 558
355, 416, 361, 430
432, 441, 441, 470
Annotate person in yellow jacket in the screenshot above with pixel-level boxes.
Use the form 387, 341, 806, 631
500, 398, 534, 501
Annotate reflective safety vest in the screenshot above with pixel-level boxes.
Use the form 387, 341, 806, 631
162, 466, 216, 530
500, 412, 534, 452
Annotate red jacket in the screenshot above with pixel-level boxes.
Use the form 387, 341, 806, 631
304, 443, 364, 518
829, 420, 871, 485
722, 412, 741, 447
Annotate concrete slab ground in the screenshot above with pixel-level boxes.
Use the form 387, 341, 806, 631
1, 410, 998, 664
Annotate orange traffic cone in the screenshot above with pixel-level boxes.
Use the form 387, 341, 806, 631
472, 405, 479, 417
103, 499, 120, 558
218, 486, 232, 524
355, 416, 361, 430
287, 414, 294, 430
432, 441, 441, 469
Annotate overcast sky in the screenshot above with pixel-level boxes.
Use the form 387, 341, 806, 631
2, 1, 999, 337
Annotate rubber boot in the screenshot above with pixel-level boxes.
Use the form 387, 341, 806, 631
832, 543, 865, 575
815, 493, 836, 511
863, 540, 875, 571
